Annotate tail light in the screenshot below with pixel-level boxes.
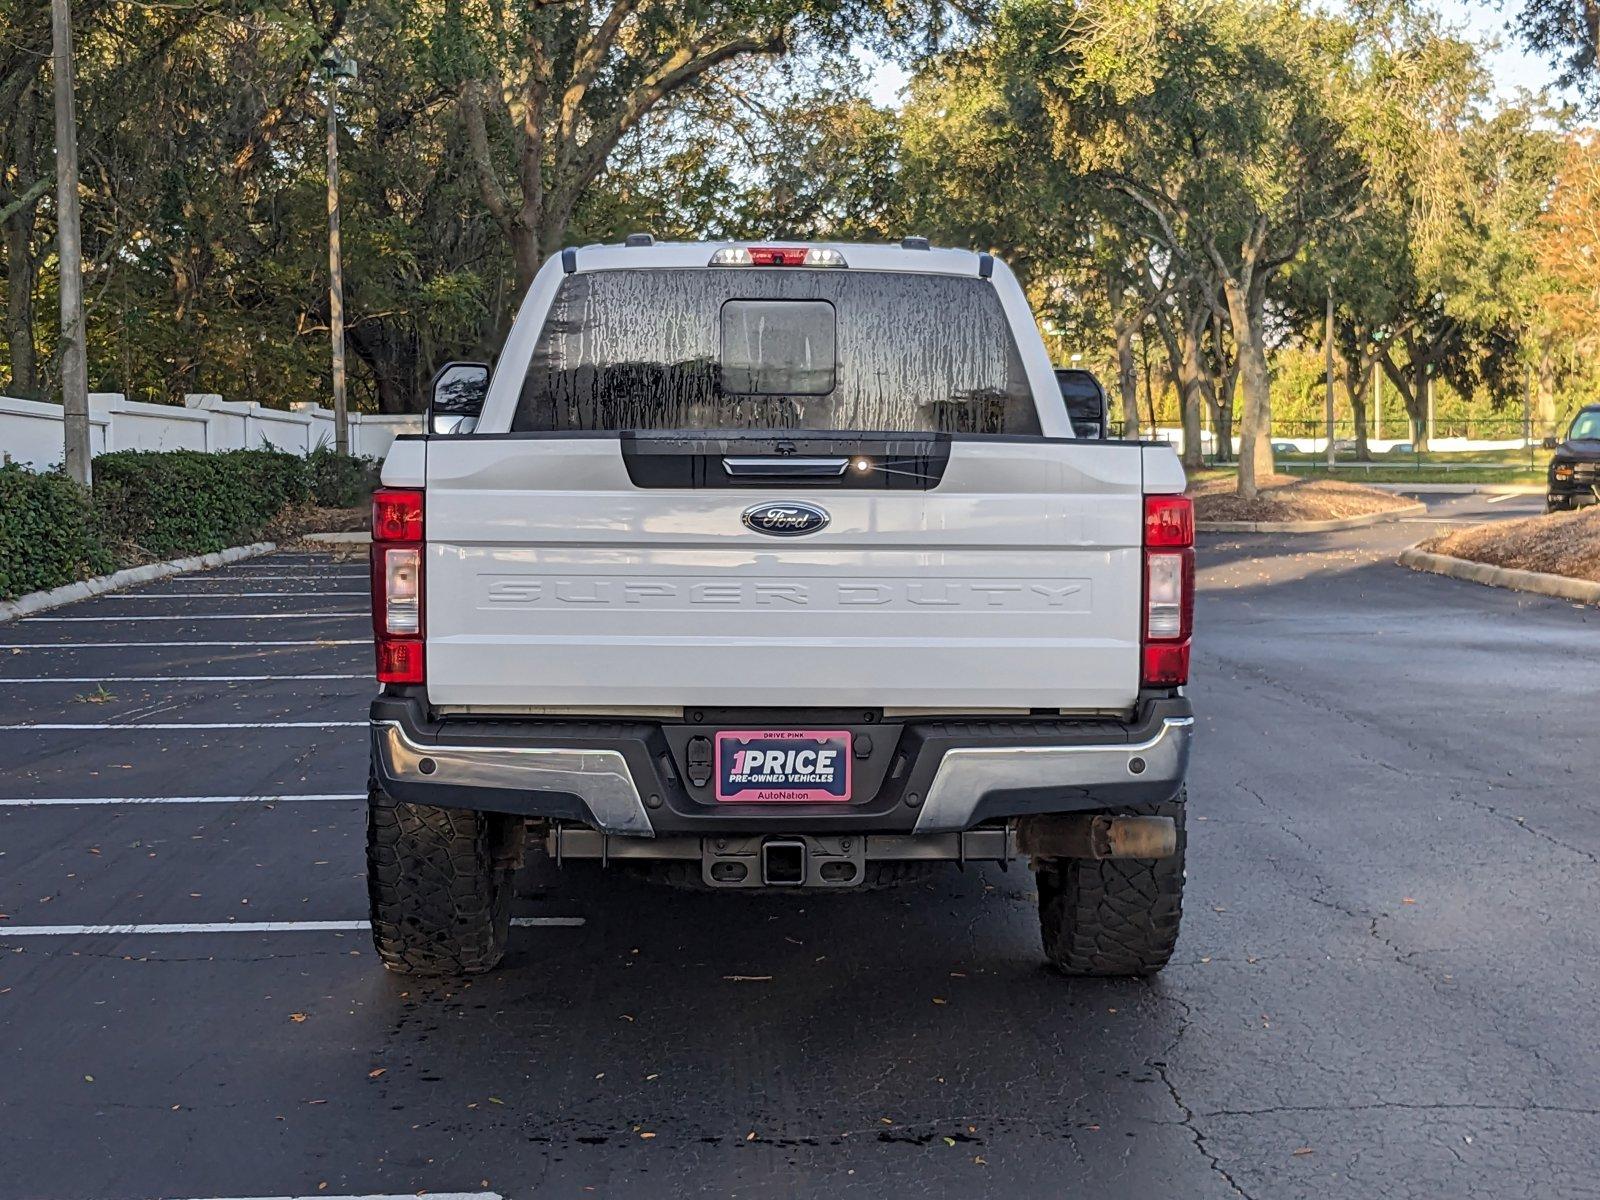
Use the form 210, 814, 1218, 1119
1142, 494, 1194, 687
371, 487, 425, 684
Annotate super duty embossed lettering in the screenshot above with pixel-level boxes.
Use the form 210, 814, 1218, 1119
483, 578, 1090, 611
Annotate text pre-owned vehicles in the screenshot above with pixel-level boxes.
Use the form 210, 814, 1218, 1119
1546, 405, 1600, 511
366, 238, 1194, 978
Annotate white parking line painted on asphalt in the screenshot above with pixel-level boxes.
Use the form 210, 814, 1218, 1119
25, 612, 365, 622
180, 1194, 503, 1200
1486, 492, 1527, 504
111, 591, 368, 598
0, 919, 584, 936
0, 793, 364, 806
0, 720, 366, 730
176, 1195, 500, 1200
207, 568, 366, 575
0, 640, 370, 649
0, 675, 366, 683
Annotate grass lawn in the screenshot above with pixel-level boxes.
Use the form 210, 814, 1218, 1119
1194, 461, 1546, 486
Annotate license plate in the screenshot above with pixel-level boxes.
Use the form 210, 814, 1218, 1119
714, 730, 852, 803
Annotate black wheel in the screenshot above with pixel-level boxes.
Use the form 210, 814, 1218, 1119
1034, 792, 1186, 977
366, 780, 515, 975
1546, 498, 1571, 513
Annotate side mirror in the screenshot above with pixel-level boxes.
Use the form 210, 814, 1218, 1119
1542, 436, 1559, 451
1054, 368, 1108, 440
427, 361, 490, 435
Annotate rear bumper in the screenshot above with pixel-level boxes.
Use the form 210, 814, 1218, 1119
370, 694, 1191, 837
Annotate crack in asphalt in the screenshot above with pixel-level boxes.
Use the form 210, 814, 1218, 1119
1203, 1101, 1600, 1118
1146, 994, 1257, 1200
1446, 788, 1600, 867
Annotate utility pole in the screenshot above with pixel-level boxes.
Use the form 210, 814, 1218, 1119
51, 0, 90, 486
1324, 283, 1336, 469
324, 54, 356, 456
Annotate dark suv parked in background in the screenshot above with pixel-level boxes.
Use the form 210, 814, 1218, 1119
1547, 406, 1600, 512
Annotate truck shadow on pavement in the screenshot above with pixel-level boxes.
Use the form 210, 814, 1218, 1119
357, 855, 1198, 1181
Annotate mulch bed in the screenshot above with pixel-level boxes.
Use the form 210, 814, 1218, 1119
1190, 474, 1414, 523
1423, 506, 1600, 584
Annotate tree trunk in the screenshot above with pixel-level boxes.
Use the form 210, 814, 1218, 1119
1204, 310, 1236, 463
1343, 353, 1371, 461
1349, 383, 1370, 461
511, 216, 543, 297
348, 320, 422, 414
3, 80, 42, 397
1109, 278, 1140, 438
3, 209, 39, 395
1224, 277, 1273, 499
1408, 359, 1430, 452
1536, 342, 1559, 441
1154, 301, 1206, 469
1213, 395, 1234, 463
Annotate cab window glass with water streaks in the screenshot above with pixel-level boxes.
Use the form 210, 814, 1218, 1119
513, 268, 1039, 435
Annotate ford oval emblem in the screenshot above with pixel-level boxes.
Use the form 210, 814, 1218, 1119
742, 501, 831, 537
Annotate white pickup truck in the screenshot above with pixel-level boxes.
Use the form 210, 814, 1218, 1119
366, 238, 1194, 977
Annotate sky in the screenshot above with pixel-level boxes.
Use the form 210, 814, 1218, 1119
1446, 1, 1568, 100
858, 2, 1570, 108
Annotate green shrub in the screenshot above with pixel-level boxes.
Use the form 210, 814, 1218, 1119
0, 464, 116, 600
93, 448, 312, 558
306, 445, 381, 507
0, 447, 379, 600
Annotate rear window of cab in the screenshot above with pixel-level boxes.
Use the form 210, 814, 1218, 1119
512, 268, 1039, 435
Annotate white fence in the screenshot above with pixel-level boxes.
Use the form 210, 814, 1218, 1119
0, 393, 420, 469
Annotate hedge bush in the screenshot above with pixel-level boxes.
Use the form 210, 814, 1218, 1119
0, 447, 380, 600
0, 464, 116, 599
306, 445, 383, 507
94, 449, 313, 558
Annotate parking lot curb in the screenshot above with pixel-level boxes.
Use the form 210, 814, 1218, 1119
0, 541, 277, 623
1197, 502, 1427, 534
1398, 544, 1600, 606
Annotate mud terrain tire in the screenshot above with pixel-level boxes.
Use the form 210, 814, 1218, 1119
1034, 792, 1186, 977
367, 781, 515, 975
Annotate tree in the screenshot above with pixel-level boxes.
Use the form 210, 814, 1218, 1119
448, 0, 972, 294
1527, 131, 1600, 434
1508, 0, 1600, 93
1032, 0, 1367, 497
0, 0, 56, 396
895, 12, 1177, 438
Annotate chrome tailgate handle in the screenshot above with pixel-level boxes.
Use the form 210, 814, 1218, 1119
722, 456, 849, 478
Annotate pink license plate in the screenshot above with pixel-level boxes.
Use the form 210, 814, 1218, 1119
714, 730, 853, 803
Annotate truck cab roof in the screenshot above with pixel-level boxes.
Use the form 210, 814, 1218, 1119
563, 239, 991, 279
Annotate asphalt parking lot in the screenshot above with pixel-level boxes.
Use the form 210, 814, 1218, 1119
3, 492, 1596, 1200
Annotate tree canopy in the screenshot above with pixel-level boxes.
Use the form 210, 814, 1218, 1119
2, 0, 1595, 495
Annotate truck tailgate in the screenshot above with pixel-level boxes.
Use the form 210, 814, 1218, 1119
422, 438, 1146, 711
